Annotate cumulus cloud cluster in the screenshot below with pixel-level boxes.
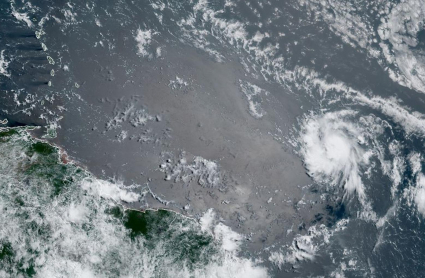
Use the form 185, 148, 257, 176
299, 110, 369, 199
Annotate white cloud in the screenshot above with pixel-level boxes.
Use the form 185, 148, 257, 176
0, 50, 10, 78
135, 29, 157, 58
299, 110, 368, 199
0, 130, 269, 277
81, 178, 140, 203
414, 174, 425, 216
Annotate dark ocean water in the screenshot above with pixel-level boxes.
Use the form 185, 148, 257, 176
2, 0, 425, 277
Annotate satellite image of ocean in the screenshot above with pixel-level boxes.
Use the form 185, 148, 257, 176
1, 0, 425, 277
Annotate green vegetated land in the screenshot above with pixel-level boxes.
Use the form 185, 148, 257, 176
0, 128, 218, 277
